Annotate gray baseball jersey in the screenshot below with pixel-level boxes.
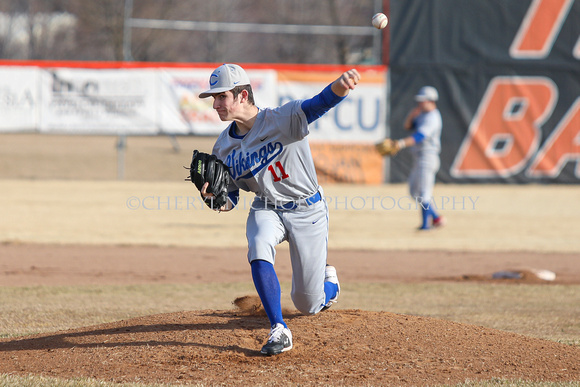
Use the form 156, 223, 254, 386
409, 108, 442, 203
212, 99, 329, 315
213, 100, 319, 204
410, 108, 442, 159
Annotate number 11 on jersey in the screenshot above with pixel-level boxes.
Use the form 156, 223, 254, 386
268, 161, 289, 182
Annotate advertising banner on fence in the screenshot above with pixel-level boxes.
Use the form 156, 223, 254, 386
277, 67, 387, 184
277, 68, 387, 143
158, 68, 277, 135
0, 67, 38, 132
39, 68, 158, 134
389, 0, 580, 184
309, 142, 385, 184
0, 62, 388, 184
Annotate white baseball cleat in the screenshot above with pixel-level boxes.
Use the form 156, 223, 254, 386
260, 323, 293, 356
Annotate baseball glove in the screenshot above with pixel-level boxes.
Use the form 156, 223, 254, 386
375, 138, 401, 156
187, 150, 231, 210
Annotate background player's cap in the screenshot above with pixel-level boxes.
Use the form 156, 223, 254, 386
199, 64, 251, 98
414, 86, 439, 102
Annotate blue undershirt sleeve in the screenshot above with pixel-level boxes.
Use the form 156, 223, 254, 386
412, 131, 426, 144
301, 84, 346, 124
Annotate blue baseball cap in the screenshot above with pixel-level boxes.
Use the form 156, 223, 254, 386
199, 64, 251, 98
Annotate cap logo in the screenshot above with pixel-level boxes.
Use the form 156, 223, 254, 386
209, 73, 219, 86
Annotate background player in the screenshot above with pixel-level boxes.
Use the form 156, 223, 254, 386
198, 63, 360, 355
395, 86, 445, 230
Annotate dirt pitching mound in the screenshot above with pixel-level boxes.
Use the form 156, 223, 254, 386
1, 309, 579, 386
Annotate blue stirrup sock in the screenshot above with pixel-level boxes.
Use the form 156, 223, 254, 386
324, 281, 339, 305
251, 260, 286, 328
421, 205, 440, 228
421, 206, 430, 229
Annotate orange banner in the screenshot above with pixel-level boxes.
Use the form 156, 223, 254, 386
310, 142, 384, 184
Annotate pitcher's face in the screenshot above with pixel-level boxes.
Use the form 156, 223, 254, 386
417, 100, 436, 112
212, 91, 242, 122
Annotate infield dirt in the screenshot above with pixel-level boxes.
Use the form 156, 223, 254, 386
1, 134, 579, 386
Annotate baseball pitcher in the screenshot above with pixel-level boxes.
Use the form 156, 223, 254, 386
189, 64, 360, 355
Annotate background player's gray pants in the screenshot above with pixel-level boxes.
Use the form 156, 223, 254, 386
246, 197, 329, 315
409, 156, 440, 205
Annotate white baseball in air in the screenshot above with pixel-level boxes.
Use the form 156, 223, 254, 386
372, 13, 388, 30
